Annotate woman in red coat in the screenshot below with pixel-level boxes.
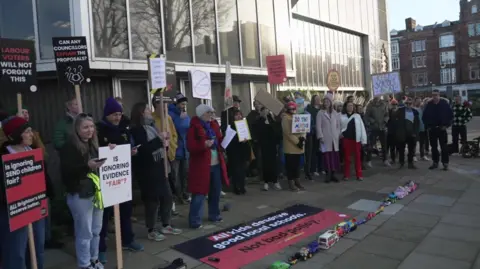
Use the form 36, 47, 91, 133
187, 104, 229, 229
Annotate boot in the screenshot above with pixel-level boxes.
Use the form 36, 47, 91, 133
330, 172, 339, 183
324, 172, 331, 183
288, 180, 299, 191
294, 179, 305, 190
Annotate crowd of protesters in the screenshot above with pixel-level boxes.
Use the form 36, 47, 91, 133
0, 87, 473, 269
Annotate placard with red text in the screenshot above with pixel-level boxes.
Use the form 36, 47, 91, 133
99, 144, 132, 207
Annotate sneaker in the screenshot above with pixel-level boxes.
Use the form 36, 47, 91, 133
81, 265, 95, 269
98, 252, 107, 264
263, 183, 269, 191
413, 157, 418, 162
209, 217, 223, 223
220, 191, 226, 197
367, 161, 373, 168
122, 241, 144, 252
429, 163, 439, 170
273, 182, 282, 190
356, 177, 364, 181
313, 172, 320, 176
421, 156, 430, 161
147, 229, 166, 241
161, 225, 182, 235
343, 177, 349, 181
171, 210, 180, 216
92, 260, 104, 269
442, 163, 449, 171
190, 224, 203, 229
384, 160, 392, 167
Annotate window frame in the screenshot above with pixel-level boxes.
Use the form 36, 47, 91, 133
439, 34, 455, 48
392, 56, 400, 70
412, 72, 428, 86
473, 4, 478, 14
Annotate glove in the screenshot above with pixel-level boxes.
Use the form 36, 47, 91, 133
297, 138, 305, 149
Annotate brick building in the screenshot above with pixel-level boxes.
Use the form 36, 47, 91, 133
390, 0, 480, 104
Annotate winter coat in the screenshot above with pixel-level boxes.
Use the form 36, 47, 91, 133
153, 112, 178, 162
281, 113, 305, 154
53, 114, 75, 150
187, 117, 229, 195
168, 104, 190, 160
389, 107, 420, 142
226, 122, 251, 166
246, 110, 261, 142
365, 99, 389, 131
422, 99, 454, 129
340, 113, 367, 145
316, 110, 341, 152
96, 119, 131, 147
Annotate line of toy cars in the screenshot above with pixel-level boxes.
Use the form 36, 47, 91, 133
270, 181, 418, 269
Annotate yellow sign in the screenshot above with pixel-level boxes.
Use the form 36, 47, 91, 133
327, 70, 340, 91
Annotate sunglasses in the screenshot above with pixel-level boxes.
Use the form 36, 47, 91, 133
77, 112, 93, 119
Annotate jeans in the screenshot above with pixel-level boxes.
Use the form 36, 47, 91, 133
172, 159, 188, 197
429, 127, 449, 164
452, 125, 467, 153
418, 131, 428, 157
99, 201, 134, 252
189, 165, 222, 228
66, 194, 103, 268
44, 199, 51, 242
0, 209, 45, 269
305, 133, 319, 174
397, 136, 417, 164
367, 130, 387, 161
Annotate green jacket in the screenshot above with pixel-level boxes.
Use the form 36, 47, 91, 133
53, 115, 74, 150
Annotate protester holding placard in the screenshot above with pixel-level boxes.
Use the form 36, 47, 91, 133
220, 95, 241, 134
187, 104, 229, 229
281, 102, 306, 192
0, 116, 54, 269
340, 101, 367, 181
59, 113, 105, 269
9, 107, 47, 158
226, 109, 251, 195
53, 97, 80, 150
130, 102, 181, 242
96, 98, 144, 264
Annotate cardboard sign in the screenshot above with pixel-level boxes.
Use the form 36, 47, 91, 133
292, 114, 311, 133
99, 145, 133, 208
0, 38, 37, 93
148, 54, 167, 94
254, 90, 284, 116
52, 36, 90, 86
2, 149, 48, 231
266, 55, 287, 84
327, 69, 340, 91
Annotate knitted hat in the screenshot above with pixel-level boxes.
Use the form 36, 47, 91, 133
175, 93, 188, 104
103, 97, 123, 117
2, 116, 29, 141
286, 101, 297, 110
195, 104, 214, 117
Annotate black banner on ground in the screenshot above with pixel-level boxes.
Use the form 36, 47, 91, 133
52, 36, 90, 87
0, 38, 37, 93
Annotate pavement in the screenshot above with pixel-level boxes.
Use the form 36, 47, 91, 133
44, 118, 480, 269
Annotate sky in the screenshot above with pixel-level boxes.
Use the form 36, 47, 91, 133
388, 0, 460, 31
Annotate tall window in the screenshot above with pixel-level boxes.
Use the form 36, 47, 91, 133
192, 0, 217, 64
469, 63, 480, 80
36, 0, 71, 59
412, 72, 428, 86
164, 0, 193, 62
440, 68, 456, 84
92, 0, 129, 58
392, 56, 400, 70
0, 0, 35, 40
257, 0, 275, 67
274, 0, 292, 69
238, 0, 260, 66
129, 0, 162, 60
411, 40, 426, 52
217, 0, 240, 65
439, 34, 454, 48
469, 41, 480, 57
473, 4, 478, 14
412, 55, 426, 68
440, 51, 456, 65
469, 23, 475, 37
390, 41, 399, 55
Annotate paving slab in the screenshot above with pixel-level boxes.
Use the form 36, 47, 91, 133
433, 178, 471, 191
415, 236, 480, 262
450, 202, 480, 216
43, 249, 76, 269
413, 194, 456, 206
156, 249, 202, 268
390, 211, 440, 228
441, 212, 480, 228
351, 234, 416, 260
324, 238, 358, 256
402, 201, 451, 216
458, 192, 480, 205
323, 249, 401, 269
431, 223, 480, 243
240, 252, 298, 269
373, 219, 430, 243
381, 203, 403, 215
347, 199, 383, 212
398, 252, 471, 269
344, 224, 378, 240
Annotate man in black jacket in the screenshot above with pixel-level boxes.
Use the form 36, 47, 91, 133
390, 98, 420, 169
220, 95, 242, 134
422, 90, 454, 170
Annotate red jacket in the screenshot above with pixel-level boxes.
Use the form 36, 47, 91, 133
187, 117, 229, 195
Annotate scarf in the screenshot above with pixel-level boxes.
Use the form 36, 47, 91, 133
199, 119, 217, 148
143, 117, 165, 162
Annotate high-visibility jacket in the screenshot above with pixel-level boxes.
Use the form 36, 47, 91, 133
87, 173, 103, 209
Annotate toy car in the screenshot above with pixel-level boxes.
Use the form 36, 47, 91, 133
385, 192, 398, 203
347, 218, 357, 232
335, 226, 346, 237
406, 181, 418, 192
318, 230, 339, 249
270, 261, 291, 269
394, 186, 409, 199
366, 212, 376, 220
375, 206, 384, 215
308, 241, 320, 253
297, 247, 312, 260
355, 218, 367, 226
288, 256, 298, 265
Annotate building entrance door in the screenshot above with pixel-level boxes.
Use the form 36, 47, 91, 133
120, 80, 149, 117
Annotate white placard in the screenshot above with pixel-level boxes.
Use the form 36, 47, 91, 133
234, 119, 251, 141
292, 114, 311, 133
221, 125, 237, 149
372, 71, 402, 96
149, 57, 167, 89
189, 69, 212, 100
99, 144, 132, 207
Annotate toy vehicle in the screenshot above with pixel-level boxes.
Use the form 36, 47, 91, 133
375, 206, 384, 215
394, 186, 408, 199
347, 218, 357, 232
270, 261, 291, 269
385, 192, 398, 203
406, 181, 418, 192
297, 247, 312, 260
335, 226, 346, 237
366, 212, 376, 220
288, 256, 298, 265
318, 230, 339, 249
355, 218, 367, 226
308, 241, 320, 253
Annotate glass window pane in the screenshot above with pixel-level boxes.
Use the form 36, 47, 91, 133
319, 26, 325, 86
218, 0, 240, 65
193, 0, 217, 64
309, 0, 319, 19
338, 0, 346, 26
164, 0, 193, 62
232, 82, 251, 112
329, 0, 338, 25
92, 0, 129, 58
238, 0, 260, 66
211, 82, 224, 111
305, 23, 311, 86
36, 0, 71, 59
0, 0, 34, 40
257, 0, 275, 67
312, 25, 319, 86
274, 0, 292, 69
294, 20, 301, 86
185, 81, 202, 115
319, 0, 329, 22
130, 0, 162, 60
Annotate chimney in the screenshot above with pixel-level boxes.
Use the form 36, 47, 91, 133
405, 17, 417, 31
